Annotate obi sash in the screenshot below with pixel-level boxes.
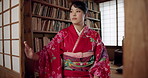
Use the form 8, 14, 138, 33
63, 52, 94, 77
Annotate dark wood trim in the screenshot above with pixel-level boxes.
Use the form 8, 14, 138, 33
11, 21, 19, 25
3, 21, 19, 27
20, 0, 25, 77
33, 30, 58, 34
2, 0, 5, 67
116, 0, 119, 46
0, 39, 19, 40
94, 0, 111, 3
1, 4, 19, 14
88, 9, 100, 13
10, 0, 13, 71
1, 8, 9, 14
24, 0, 35, 77
99, 11, 102, 38
0, 52, 20, 57
6, 53, 20, 57
0, 65, 20, 78
24, 0, 33, 49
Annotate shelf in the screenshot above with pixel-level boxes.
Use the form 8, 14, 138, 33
90, 27, 100, 30
32, 14, 71, 23
33, 30, 58, 34
32, 0, 69, 11
88, 9, 100, 13
86, 17, 100, 21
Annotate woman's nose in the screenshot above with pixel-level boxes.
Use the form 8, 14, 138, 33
72, 12, 76, 16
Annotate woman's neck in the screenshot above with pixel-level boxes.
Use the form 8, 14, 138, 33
73, 23, 84, 32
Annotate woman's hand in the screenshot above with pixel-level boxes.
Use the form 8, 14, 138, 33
24, 41, 39, 60
94, 75, 99, 78
24, 41, 34, 59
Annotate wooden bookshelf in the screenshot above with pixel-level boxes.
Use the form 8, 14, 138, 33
32, 0, 69, 10
87, 17, 100, 21
88, 9, 100, 13
32, 15, 71, 22
33, 30, 58, 34
24, 0, 101, 77
85, 0, 102, 35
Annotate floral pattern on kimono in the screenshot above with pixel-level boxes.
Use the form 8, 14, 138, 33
36, 24, 110, 78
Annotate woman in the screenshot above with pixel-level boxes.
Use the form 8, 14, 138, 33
24, 1, 110, 78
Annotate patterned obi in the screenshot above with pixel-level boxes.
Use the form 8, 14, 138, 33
63, 52, 94, 71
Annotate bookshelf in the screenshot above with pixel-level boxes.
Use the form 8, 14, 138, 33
24, 0, 101, 77
86, 0, 101, 35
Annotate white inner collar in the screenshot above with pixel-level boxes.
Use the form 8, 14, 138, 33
74, 26, 84, 36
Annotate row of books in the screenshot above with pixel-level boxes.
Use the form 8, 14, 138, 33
36, 0, 72, 8
68, 0, 100, 11
34, 37, 51, 52
32, 17, 71, 31
35, 0, 100, 11
87, 0, 100, 11
32, 3, 70, 20
87, 11, 100, 19
32, 2, 100, 21
86, 19, 100, 29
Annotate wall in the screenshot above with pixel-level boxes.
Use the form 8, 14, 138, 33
106, 46, 122, 61
124, 0, 148, 78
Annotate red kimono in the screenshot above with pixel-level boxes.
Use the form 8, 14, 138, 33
36, 24, 110, 78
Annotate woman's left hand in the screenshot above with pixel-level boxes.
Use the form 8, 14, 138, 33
94, 75, 99, 78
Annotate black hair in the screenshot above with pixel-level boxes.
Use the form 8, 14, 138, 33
70, 1, 88, 14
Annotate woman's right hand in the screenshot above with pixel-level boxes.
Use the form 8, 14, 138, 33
24, 41, 39, 60
24, 41, 34, 59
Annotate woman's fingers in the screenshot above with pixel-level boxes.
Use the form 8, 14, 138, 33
23, 41, 38, 60
24, 41, 34, 59
24, 41, 30, 50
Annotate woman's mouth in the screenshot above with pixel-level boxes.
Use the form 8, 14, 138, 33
72, 18, 77, 20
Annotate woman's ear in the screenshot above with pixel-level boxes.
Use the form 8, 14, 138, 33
84, 12, 88, 21
85, 12, 88, 18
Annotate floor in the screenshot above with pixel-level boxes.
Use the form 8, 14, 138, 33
110, 61, 123, 78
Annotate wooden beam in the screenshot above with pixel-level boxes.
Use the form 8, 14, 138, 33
0, 66, 20, 78
124, 0, 148, 78
94, 0, 111, 3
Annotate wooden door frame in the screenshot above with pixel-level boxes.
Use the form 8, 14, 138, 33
124, 0, 148, 78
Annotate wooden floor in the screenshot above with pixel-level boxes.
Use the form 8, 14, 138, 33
110, 61, 123, 78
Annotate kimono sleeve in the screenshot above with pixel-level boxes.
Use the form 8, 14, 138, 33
36, 30, 65, 78
89, 33, 110, 78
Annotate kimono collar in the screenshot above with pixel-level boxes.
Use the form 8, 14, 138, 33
74, 25, 85, 36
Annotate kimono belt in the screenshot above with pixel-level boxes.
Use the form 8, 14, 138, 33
63, 52, 95, 77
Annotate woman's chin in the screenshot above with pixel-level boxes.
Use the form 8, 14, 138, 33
72, 22, 79, 25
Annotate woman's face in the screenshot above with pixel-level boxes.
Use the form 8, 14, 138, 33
70, 5, 85, 25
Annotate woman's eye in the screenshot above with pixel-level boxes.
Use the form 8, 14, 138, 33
77, 11, 81, 12
70, 11, 72, 13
